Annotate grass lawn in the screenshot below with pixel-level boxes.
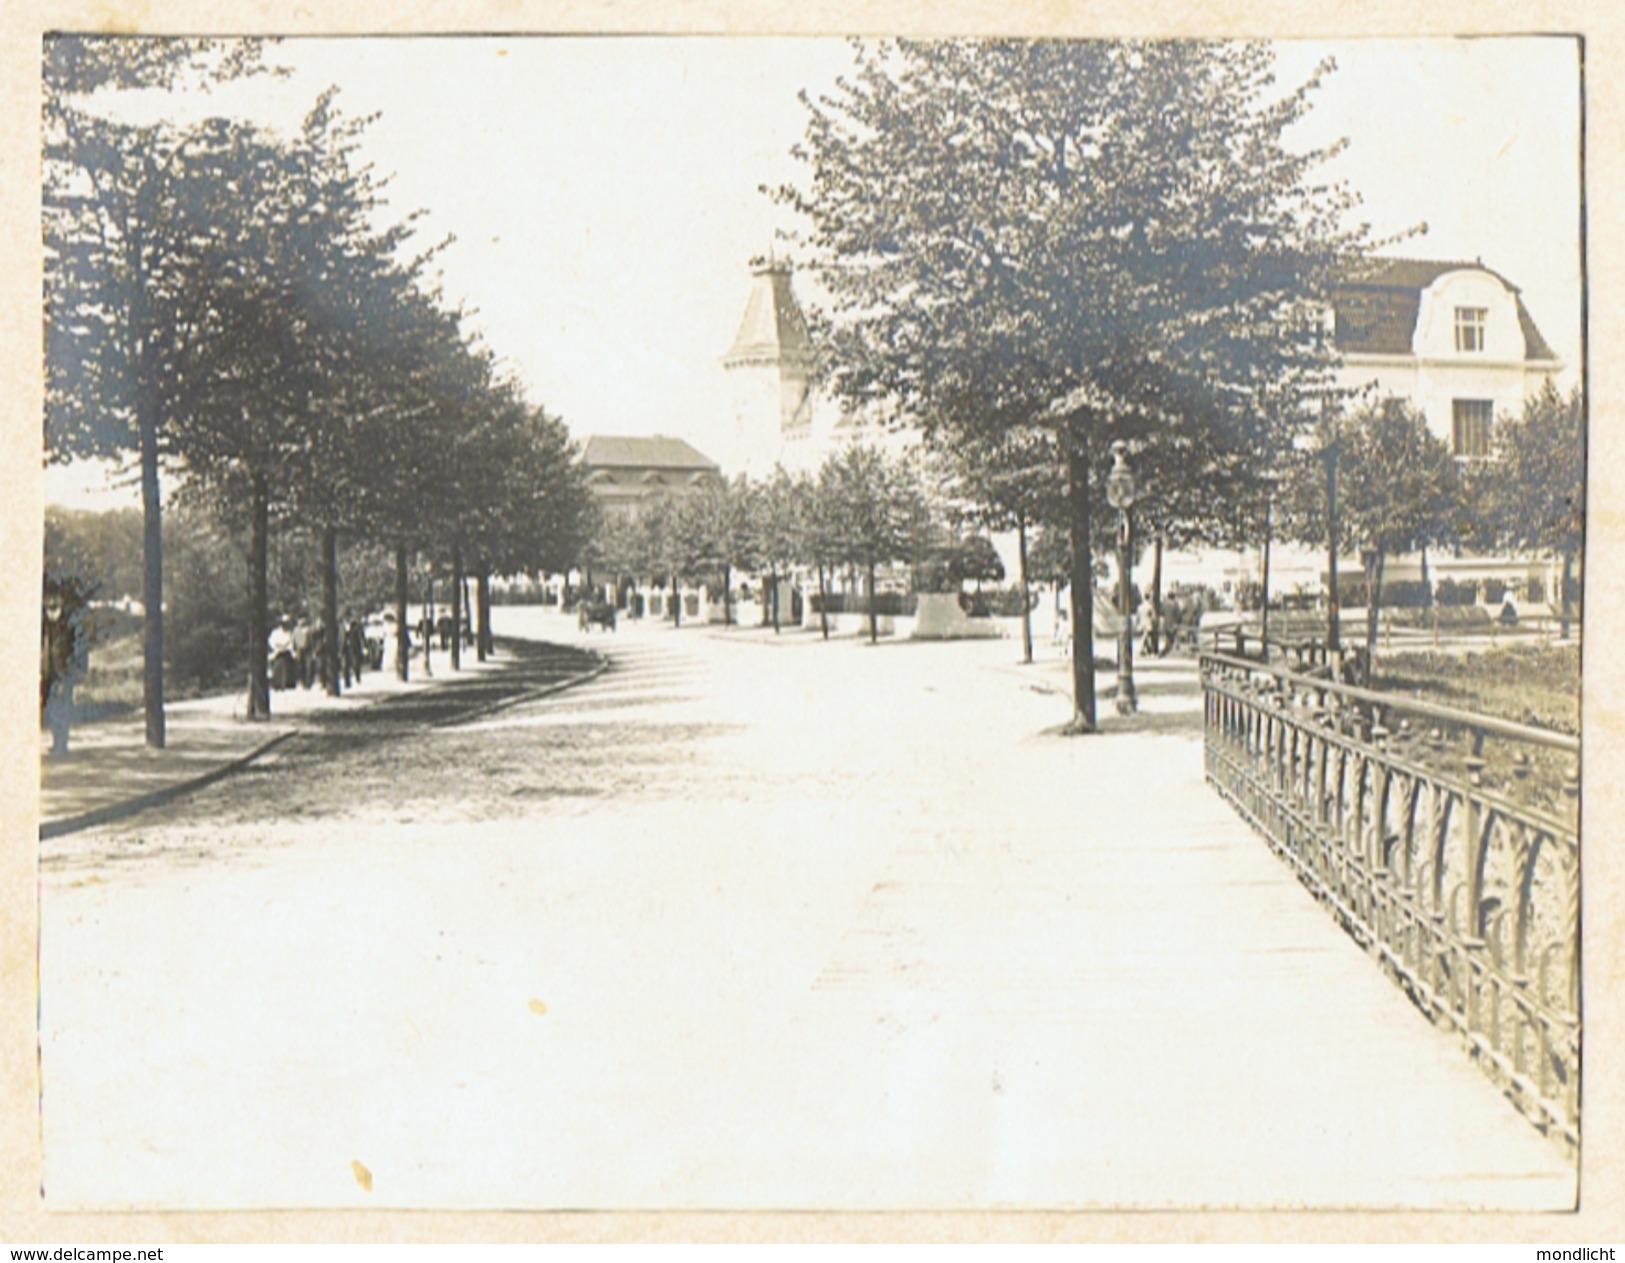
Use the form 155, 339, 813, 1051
71, 629, 220, 716
1372, 643, 1580, 737
1370, 643, 1581, 812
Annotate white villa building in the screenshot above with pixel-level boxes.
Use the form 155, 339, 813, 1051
1331, 257, 1561, 459
1218, 256, 1570, 610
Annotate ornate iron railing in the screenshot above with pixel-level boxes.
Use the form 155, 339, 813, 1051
1200, 651, 1581, 1153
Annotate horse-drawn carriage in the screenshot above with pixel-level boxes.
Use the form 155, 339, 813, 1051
578, 598, 617, 632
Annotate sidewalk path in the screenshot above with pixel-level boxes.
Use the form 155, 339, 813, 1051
38, 611, 1575, 1210
38, 638, 599, 837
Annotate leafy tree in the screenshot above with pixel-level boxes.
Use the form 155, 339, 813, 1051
748, 467, 808, 633
669, 475, 750, 626
483, 399, 595, 645
428, 378, 588, 668
801, 470, 844, 639
339, 275, 486, 680
160, 86, 462, 709
932, 424, 1064, 662
44, 35, 282, 745
778, 39, 1366, 729
1280, 397, 1459, 657
817, 445, 923, 644
627, 494, 692, 625
1471, 381, 1585, 639
579, 501, 642, 608
43, 506, 143, 602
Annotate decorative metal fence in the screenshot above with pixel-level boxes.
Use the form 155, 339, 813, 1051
1200, 651, 1580, 1152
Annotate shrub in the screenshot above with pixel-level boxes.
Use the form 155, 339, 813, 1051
1435, 578, 1479, 606
987, 585, 1037, 617
809, 591, 918, 616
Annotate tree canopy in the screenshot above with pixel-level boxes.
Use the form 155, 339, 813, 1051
1280, 396, 1459, 654
44, 36, 594, 728
778, 38, 1370, 727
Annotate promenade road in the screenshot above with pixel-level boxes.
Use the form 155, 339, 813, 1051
38, 609, 1576, 1209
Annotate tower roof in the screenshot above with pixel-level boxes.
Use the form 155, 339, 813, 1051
723, 263, 815, 368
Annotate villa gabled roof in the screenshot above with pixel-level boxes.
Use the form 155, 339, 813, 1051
580, 435, 719, 472
723, 263, 815, 367
1331, 256, 1558, 362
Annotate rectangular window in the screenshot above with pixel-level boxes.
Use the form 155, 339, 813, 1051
1452, 399, 1494, 457
1454, 305, 1487, 352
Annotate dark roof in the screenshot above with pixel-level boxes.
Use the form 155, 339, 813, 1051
1515, 299, 1558, 361
580, 435, 719, 472
1331, 257, 1558, 363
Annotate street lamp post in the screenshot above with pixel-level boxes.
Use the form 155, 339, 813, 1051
1260, 475, 1275, 656
1295, 424, 1342, 660
1106, 440, 1138, 716
1324, 438, 1341, 655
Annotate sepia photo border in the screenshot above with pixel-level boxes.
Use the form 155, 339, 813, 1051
3, 0, 1621, 1245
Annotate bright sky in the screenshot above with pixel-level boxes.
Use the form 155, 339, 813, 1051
45, 35, 1583, 510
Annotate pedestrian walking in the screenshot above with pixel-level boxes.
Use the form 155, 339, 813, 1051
291, 615, 314, 689
42, 597, 88, 755
269, 616, 296, 691
311, 615, 332, 691
341, 613, 364, 687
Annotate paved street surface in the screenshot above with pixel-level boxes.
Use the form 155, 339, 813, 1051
39, 610, 1575, 1209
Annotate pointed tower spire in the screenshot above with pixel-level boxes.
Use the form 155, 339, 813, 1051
722, 257, 816, 476
723, 257, 814, 371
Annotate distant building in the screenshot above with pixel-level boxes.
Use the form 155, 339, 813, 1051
721, 262, 817, 478
720, 259, 918, 479
1331, 257, 1562, 457
580, 434, 721, 522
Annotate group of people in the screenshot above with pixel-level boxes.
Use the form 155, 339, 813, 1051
267, 612, 370, 691
1136, 589, 1208, 657
423, 610, 474, 651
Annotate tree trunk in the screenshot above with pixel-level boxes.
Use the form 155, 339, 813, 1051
462, 574, 473, 653
1066, 424, 1097, 733
772, 566, 781, 634
477, 569, 492, 660
1420, 544, 1436, 644
450, 546, 464, 671
722, 563, 732, 627
395, 545, 410, 682
672, 578, 682, 627
818, 563, 830, 640
1149, 529, 1164, 658
867, 561, 878, 645
1560, 548, 1574, 640
321, 524, 341, 697
1364, 547, 1385, 660
423, 575, 434, 675
1259, 503, 1272, 654
247, 472, 270, 719
139, 384, 166, 748
1017, 511, 1033, 665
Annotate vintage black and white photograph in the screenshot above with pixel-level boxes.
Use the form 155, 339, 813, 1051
35, 31, 1584, 1211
